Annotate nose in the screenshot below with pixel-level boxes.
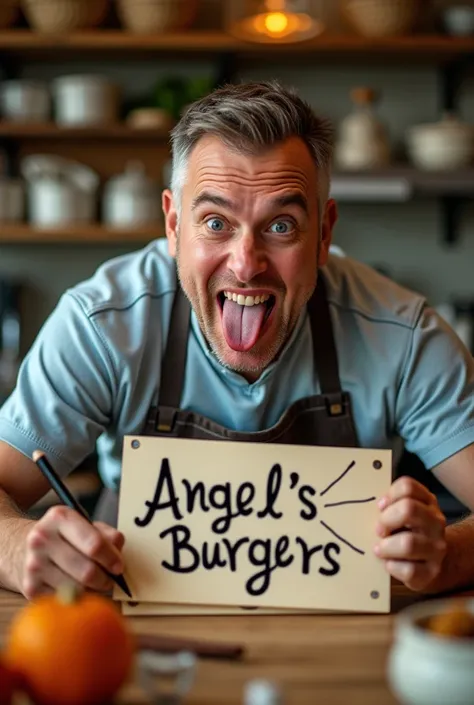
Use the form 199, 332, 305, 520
227, 231, 268, 283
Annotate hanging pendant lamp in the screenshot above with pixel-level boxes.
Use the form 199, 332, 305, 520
226, 0, 326, 44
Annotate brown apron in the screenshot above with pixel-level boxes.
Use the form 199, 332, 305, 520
94, 273, 359, 526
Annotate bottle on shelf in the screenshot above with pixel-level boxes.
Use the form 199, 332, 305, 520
335, 87, 391, 171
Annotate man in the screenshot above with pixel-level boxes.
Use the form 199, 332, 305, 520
0, 81, 473, 600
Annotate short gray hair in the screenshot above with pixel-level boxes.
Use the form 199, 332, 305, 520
169, 80, 334, 207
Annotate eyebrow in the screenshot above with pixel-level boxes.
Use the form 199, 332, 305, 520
271, 192, 309, 215
191, 190, 309, 216
191, 192, 235, 211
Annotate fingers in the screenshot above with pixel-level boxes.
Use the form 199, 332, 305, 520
55, 508, 124, 573
22, 556, 107, 601
383, 560, 443, 592
27, 526, 114, 593
93, 521, 126, 552
375, 531, 446, 562
378, 476, 437, 511
376, 498, 446, 540
375, 476, 447, 592
21, 506, 124, 600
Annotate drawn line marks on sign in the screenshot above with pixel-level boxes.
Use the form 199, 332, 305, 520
319, 519, 365, 556
324, 497, 376, 509
319, 460, 356, 498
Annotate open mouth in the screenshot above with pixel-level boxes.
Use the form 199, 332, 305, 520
217, 291, 276, 352
217, 291, 275, 322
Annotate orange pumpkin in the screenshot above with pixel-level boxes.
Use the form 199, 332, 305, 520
0, 656, 21, 704
4, 583, 135, 705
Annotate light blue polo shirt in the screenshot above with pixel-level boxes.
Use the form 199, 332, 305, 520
1, 238, 473, 489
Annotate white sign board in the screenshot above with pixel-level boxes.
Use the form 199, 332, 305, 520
115, 436, 391, 614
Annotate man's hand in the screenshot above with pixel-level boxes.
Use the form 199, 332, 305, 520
21, 506, 125, 600
374, 476, 447, 591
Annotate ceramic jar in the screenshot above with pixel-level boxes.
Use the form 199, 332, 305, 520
335, 87, 391, 170
103, 162, 161, 227
406, 113, 474, 170
21, 154, 99, 226
0, 80, 50, 122
388, 598, 474, 705
52, 75, 118, 127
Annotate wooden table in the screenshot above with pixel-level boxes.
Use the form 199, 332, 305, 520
0, 585, 470, 705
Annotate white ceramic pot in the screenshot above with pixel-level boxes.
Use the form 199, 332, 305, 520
52, 75, 119, 126
443, 6, 474, 36
406, 113, 474, 170
0, 80, 50, 122
388, 598, 474, 705
103, 162, 161, 227
21, 154, 98, 226
0, 178, 24, 222
29, 178, 79, 226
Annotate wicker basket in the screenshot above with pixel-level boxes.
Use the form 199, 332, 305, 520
0, 0, 19, 28
22, 0, 108, 32
342, 0, 419, 37
117, 0, 198, 34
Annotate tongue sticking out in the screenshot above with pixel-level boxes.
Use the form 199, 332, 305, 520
222, 298, 268, 352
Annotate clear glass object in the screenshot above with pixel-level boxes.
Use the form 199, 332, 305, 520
226, 0, 326, 43
137, 650, 197, 705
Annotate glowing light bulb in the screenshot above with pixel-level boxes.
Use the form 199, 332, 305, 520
264, 11, 289, 34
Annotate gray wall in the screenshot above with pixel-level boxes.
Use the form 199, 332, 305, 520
1, 0, 474, 350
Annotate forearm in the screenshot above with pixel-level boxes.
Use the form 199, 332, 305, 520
0, 488, 35, 593
426, 513, 474, 594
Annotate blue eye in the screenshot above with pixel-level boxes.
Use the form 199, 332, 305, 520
270, 221, 292, 234
206, 217, 225, 232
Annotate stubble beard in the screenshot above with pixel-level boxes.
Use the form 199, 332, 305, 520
175, 241, 299, 379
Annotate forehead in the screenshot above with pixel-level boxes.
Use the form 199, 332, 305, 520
185, 135, 318, 193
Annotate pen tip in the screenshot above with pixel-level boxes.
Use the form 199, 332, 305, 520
32, 450, 45, 463
116, 575, 133, 598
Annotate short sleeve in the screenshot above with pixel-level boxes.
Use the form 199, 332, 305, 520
395, 304, 474, 469
0, 292, 115, 476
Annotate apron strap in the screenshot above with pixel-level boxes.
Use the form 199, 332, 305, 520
308, 272, 345, 416
154, 284, 191, 432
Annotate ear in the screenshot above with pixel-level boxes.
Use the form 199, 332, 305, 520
162, 189, 178, 258
318, 198, 338, 266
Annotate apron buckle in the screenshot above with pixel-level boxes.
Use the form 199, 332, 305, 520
325, 393, 344, 417
155, 406, 177, 433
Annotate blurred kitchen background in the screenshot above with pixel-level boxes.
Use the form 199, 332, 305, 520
0, 0, 473, 517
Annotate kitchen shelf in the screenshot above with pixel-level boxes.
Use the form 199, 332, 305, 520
0, 122, 170, 140
331, 167, 474, 200
0, 224, 164, 244
0, 31, 473, 60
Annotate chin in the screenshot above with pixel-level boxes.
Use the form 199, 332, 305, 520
212, 340, 276, 379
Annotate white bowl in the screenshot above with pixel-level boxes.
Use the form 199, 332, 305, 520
406, 114, 474, 170
387, 598, 474, 705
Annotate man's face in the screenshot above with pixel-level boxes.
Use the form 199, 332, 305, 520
163, 135, 336, 381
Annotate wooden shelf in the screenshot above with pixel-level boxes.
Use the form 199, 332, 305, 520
0, 122, 170, 140
0, 30, 473, 60
0, 224, 164, 244
331, 167, 474, 200
2, 168, 474, 244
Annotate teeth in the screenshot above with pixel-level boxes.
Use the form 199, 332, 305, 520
223, 291, 271, 307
